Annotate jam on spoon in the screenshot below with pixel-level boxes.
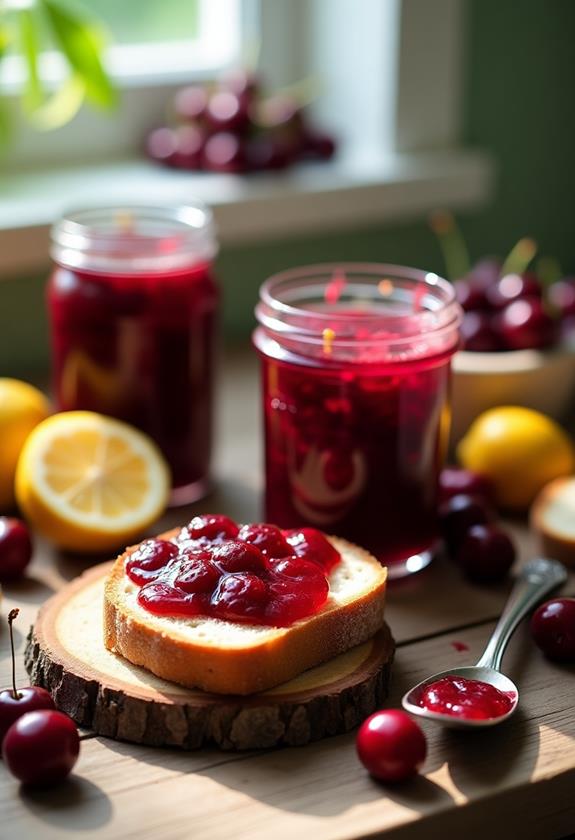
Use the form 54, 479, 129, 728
416, 675, 515, 721
402, 558, 568, 729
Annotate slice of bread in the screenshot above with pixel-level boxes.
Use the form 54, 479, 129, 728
531, 476, 575, 569
104, 529, 387, 695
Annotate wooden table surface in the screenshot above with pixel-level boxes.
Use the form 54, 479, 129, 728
1, 349, 574, 840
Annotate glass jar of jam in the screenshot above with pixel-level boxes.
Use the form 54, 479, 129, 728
48, 205, 219, 505
254, 263, 462, 578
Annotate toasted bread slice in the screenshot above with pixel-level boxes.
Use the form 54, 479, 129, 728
531, 476, 575, 569
104, 529, 387, 695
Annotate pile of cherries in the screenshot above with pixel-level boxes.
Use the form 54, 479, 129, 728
146, 68, 336, 173
438, 467, 516, 583
456, 259, 575, 352
126, 514, 340, 627
0, 610, 80, 786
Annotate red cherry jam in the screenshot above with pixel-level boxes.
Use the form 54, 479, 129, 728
254, 264, 461, 577
417, 675, 516, 721
125, 515, 341, 627
48, 206, 219, 504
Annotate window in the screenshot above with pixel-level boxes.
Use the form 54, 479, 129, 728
0, 0, 492, 271
2, 0, 466, 167
1, 0, 249, 167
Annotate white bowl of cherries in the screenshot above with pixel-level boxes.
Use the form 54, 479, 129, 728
435, 227, 575, 444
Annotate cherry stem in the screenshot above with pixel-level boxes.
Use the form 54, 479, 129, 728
428, 210, 470, 281
241, 38, 261, 74
275, 75, 322, 108
536, 256, 563, 288
7, 609, 21, 701
501, 237, 537, 276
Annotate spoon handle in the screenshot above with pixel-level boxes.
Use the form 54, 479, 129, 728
475, 558, 567, 671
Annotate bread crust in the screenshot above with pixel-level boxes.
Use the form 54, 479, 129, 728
531, 477, 575, 569
104, 529, 387, 695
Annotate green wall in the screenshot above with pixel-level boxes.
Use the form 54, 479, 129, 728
2, 0, 575, 374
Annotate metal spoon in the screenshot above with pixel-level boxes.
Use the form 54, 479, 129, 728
402, 557, 567, 729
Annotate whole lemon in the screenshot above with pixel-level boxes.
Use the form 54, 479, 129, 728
457, 406, 575, 511
0, 379, 51, 510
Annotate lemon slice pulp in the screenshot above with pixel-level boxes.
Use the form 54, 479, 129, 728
16, 411, 170, 552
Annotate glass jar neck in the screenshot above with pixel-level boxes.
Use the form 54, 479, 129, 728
255, 263, 462, 364
51, 205, 217, 274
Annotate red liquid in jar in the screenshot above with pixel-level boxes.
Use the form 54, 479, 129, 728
47, 263, 217, 495
125, 516, 340, 626
418, 675, 516, 720
258, 349, 451, 569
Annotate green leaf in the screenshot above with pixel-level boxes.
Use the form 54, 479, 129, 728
27, 73, 85, 130
0, 24, 12, 60
17, 8, 44, 112
39, 0, 117, 109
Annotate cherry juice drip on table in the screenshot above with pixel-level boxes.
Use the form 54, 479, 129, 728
48, 263, 217, 491
48, 206, 219, 504
254, 264, 462, 577
417, 675, 516, 720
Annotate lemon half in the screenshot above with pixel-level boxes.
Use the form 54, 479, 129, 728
16, 411, 170, 552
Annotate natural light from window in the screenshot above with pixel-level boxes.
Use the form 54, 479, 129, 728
1, 0, 244, 88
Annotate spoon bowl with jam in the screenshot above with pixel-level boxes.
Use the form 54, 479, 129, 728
403, 558, 567, 729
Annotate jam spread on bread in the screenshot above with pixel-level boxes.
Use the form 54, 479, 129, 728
126, 515, 341, 626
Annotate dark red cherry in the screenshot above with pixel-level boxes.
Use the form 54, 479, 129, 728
467, 258, 502, 288
439, 468, 493, 504
186, 514, 239, 542
285, 528, 341, 572
0, 517, 33, 582
301, 131, 336, 160
486, 272, 543, 309
0, 609, 56, 745
210, 540, 266, 574
220, 68, 260, 102
205, 91, 250, 133
455, 280, 490, 312
548, 277, 575, 318
273, 556, 327, 581
439, 494, 492, 554
456, 259, 502, 311
560, 314, 575, 343
173, 552, 220, 594
498, 298, 556, 350
455, 524, 516, 583
2, 710, 80, 786
173, 85, 209, 122
126, 538, 179, 584
202, 132, 248, 172
211, 573, 269, 620
237, 523, 292, 558
267, 559, 329, 623
245, 134, 293, 171
0, 687, 55, 745
356, 709, 427, 782
460, 311, 504, 352
530, 598, 575, 662
172, 124, 205, 169
145, 126, 178, 166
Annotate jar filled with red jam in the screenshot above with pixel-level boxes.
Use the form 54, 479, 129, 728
254, 264, 462, 578
48, 205, 218, 505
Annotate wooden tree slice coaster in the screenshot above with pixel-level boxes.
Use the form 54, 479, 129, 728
25, 562, 395, 751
